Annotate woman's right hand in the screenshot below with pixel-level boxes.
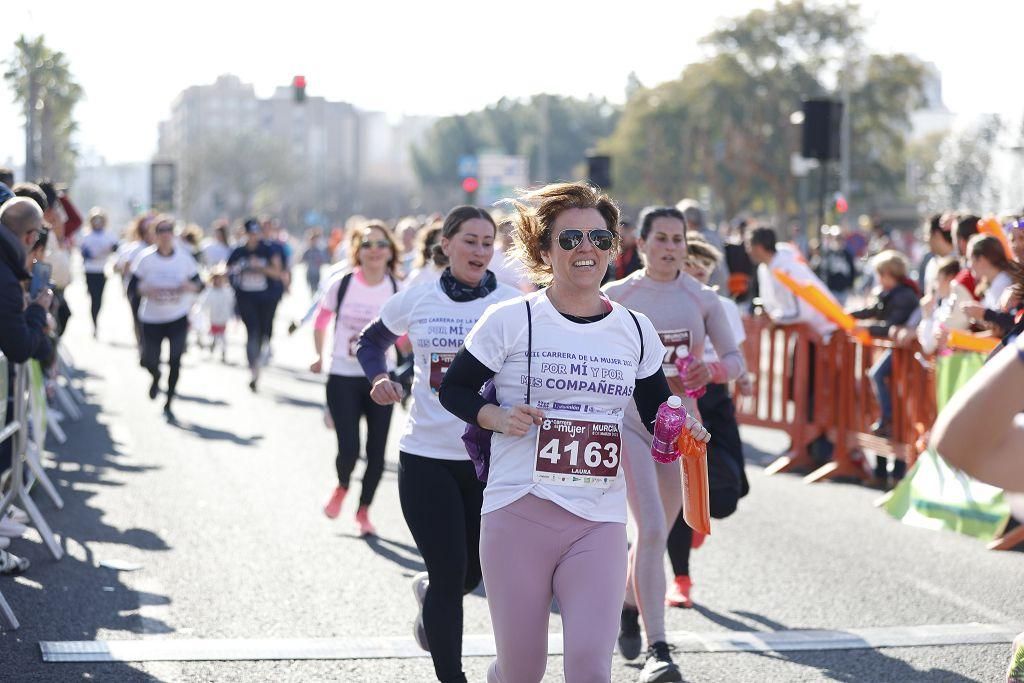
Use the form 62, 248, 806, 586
496, 405, 545, 436
370, 374, 404, 405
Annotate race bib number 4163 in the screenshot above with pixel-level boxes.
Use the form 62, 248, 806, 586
533, 417, 621, 489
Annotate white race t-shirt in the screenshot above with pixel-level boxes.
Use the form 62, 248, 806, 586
323, 272, 398, 377
704, 295, 746, 363
380, 278, 520, 460
131, 246, 200, 324
79, 230, 119, 274
464, 290, 664, 524
202, 240, 232, 267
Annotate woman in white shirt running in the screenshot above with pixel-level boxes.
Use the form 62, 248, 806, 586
356, 206, 519, 683
439, 184, 709, 683
79, 207, 120, 336
128, 216, 202, 421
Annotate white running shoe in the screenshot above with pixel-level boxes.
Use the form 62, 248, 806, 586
411, 571, 430, 651
0, 536, 10, 550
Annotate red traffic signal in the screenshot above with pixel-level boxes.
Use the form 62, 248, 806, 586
461, 177, 479, 194
292, 75, 306, 103
835, 194, 848, 214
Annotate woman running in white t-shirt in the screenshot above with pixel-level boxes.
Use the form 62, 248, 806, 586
356, 206, 519, 683
312, 223, 401, 536
439, 184, 709, 683
128, 216, 203, 422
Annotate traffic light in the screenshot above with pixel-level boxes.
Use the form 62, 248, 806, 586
292, 75, 306, 103
834, 193, 848, 214
462, 176, 479, 202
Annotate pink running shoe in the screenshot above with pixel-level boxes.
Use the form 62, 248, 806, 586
323, 486, 347, 519
355, 506, 376, 537
665, 575, 693, 608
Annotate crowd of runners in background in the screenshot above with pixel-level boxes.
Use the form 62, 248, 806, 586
1, 162, 1023, 682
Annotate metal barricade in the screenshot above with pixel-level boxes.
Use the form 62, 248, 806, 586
0, 357, 23, 629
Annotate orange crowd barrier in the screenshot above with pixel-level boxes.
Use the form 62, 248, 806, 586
735, 314, 1019, 551
733, 317, 838, 474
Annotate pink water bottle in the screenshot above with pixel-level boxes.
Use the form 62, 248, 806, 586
651, 395, 687, 463
674, 356, 707, 399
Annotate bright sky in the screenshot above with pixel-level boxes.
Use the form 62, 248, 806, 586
1, 0, 1022, 167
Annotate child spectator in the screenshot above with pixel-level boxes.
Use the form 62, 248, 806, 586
917, 257, 970, 355
848, 250, 921, 484
195, 264, 235, 362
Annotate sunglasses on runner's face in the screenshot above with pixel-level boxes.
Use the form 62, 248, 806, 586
155, 225, 174, 234
360, 239, 391, 249
556, 229, 615, 251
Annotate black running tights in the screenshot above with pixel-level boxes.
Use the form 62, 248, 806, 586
141, 316, 188, 402
398, 452, 483, 683
325, 374, 393, 507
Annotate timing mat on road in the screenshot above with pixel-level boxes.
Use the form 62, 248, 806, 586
40, 622, 1022, 663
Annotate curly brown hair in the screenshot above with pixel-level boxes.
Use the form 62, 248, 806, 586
508, 182, 619, 286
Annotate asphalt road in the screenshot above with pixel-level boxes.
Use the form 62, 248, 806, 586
1, 273, 1020, 682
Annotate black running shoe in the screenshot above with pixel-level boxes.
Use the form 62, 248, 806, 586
163, 403, 176, 423
639, 641, 682, 683
617, 606, 642, 661
149, 378, 159, 400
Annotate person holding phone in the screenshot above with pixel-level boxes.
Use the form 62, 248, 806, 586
129, 216, 203, 421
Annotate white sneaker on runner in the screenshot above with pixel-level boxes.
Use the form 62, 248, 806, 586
411, 571, 430, 651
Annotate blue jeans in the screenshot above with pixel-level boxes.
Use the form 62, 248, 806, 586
869, 349, 893, 423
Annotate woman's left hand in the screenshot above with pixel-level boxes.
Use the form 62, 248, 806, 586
682, 358, 711, 391
685, 413, 711, 443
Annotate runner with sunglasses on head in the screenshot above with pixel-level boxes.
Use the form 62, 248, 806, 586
356, 206, 519, 683
128, 216, 203, 421
313, 223, 401, 536
439, 184, 710, 683
227, 218, 283, 392
603, 207, 742, 682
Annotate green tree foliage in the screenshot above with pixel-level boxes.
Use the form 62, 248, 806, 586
412, 95, 619, 203
4, 35, 83, 183
601, 1, 925, 223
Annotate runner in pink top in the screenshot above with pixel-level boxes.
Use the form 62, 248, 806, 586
311, 223, 400, 536
603, 206, 742, 682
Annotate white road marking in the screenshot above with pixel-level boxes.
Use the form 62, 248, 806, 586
40, 622, 1023, 662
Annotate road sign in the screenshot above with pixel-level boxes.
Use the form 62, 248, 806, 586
478, 154, 528, 207
457, 155, 478, 179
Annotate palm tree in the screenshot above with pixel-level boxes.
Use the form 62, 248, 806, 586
4, 35, 83, 182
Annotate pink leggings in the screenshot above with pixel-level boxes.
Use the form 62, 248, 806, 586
480, 494, 627, 683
